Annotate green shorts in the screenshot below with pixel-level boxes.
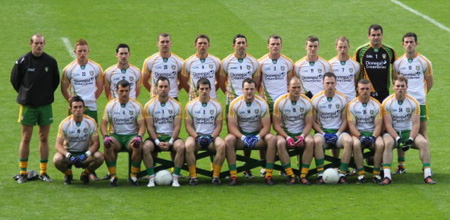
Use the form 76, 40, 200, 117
420, 105, 428, 122
360, 131, 373, 137
396, 130, 411, 144
112, 133, 137, 151
18, 104, 53, 126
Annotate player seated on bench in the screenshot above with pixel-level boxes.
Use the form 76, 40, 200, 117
142, 76, 185, 188
347, 79, 384, 184
184, 78, 226, 186
311, 72, 353, 184
100, 80, 145, 187
273, 77, 315, 185
225, 78, 277, 186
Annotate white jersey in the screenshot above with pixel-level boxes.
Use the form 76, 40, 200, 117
103, 64, 141, 99
228, 95, 269, 134
347, 97, 382, 132
393, 53, 432, 105
329, 57, 360, 101
144, 96, 182, 137
102, 98, 144, 135
57, 115, 98, 153
62, 60, 103, 111
273, 93, 313, 134
382, 94, 420, 131
221, 53, 259, 104
183, 54, 220, 100
258, 54, 294, 103
142, 53, 183, 98
312, 91, 348, 130
294, 56, 331, 97
185, 98, 222, 135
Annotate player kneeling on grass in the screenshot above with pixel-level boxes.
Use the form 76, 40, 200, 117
312, 72, 352, 184
348, 79, 384, 184
380, 76, 436, 185
185, 78, 226, 186
225, 78, 277, 185
53, 96, 104, 185
142, 76, 185, 187
100, 80, 145, 186
273, 77, 315, 185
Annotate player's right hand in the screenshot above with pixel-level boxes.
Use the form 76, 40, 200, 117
324, 133, 338, 145
69, 155, 78, 165
104, 135, 113, 148
294, 135, 304, 147
360, 136, 372, 148
286, 136, 296, 148
395, 136, 403, 148
402, 138, 413, 152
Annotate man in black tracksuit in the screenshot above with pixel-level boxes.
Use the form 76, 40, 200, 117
10, 34, 60, 184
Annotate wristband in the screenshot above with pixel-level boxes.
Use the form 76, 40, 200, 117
241, 135, 246, 141
169, 138, 174, 145
85, 151, 92, 157
336, 132, 341, 136
409, 137, 414, 141
154, 139, 160, 146
300, 133, 305, 138
396, 136, 401, 142
256, 135, 261, 141
65, 152, 72, 158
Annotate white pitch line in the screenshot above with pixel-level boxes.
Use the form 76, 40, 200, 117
61, 37, 76, 59
391, 0, 450, 34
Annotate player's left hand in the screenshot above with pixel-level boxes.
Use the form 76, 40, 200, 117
197, 135, 213, 148
294, 135, 304, 147
132, 135, 142, 148
402, 138, 413, 152
246, 135, 260, 149
286, 136, 296, 148
324, 133, 338, 145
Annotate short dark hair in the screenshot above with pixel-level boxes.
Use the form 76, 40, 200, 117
402, 32, 417, 43
233, 34, 247, 44
156, 76, 170, 86
197, 78, 211, 90
74, 39, 88, 49
158, 33, 171, 41
323, 72, 336, 80
195, 34, 210, 44
30, 34, 44, 43
358, 79, 371, 85
335, 36, 349, 45
394, 75, 408, 86
306, 35, 319, 44
70, 95, 85, 108
242, 78, 256, 88
267, 35, 282, 44
116, 43, 130, 53
368, 24, 383, 35
116, 79, 130, 90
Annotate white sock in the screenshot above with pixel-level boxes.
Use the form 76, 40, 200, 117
384, 168, 391, 180
424, 168, 431, 178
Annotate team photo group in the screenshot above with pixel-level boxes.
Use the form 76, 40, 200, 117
10, 23, 435, 188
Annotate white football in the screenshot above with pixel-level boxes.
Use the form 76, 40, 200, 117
322, 168, 339, 184
155, 170, 172, 186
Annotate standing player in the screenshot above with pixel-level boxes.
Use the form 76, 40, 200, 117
273, 77, 315, 185
393, 32, 433, 140
53, 96, 104, 185
183, 34, 221, 101
142, 76, 185, 188
354, 24, 396, 103
225, 78, 277, 185
312, 72, 353, 184
258, 35, 294, 114
11, 34, 60, 183
295, 35, 331, 98
100, 80, 145, 186
220, 34, 259, 178
329, 36, 360, 102
347, 79, 384, 184
142, 33, 184, 99
184, 78, 226, 186
380, 76, 436, 185
104, 43, 141, 100
61, 39, 103, 122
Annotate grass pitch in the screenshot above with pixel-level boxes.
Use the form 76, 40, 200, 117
1, 0, 450, 219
